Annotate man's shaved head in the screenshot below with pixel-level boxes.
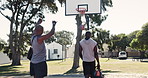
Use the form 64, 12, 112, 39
34, 25, 44, 35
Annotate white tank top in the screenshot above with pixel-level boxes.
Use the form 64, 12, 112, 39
80, 38, 97, 62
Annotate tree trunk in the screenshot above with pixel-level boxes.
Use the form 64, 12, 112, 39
9, 11, 21, 66
72, 15, 82, 69
11, 32, 21, 66
11, 50, 21, 65
63, 45, 67, 61
9, 12, 18, 65
65, 45, 67, 59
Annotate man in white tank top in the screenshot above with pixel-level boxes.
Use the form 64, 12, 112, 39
79, 31, 100, 78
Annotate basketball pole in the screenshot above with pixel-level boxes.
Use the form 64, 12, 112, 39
85, 15, 89, 30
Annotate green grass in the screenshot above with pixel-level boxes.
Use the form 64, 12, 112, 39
101, 58, 148, 74
0, 58, 148, 76
0, 60, 30, 76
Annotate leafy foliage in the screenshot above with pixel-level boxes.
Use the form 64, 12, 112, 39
130, 22, 148, 51
0, 0, 65, 65
110, 34, 129, 51
90, 28, 110, 50
45, 30, 74, 46
55, 30, 74, 46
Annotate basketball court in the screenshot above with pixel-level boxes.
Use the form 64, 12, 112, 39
1, 74, 148, 78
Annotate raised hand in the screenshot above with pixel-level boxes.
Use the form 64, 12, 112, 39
52, 20, 57, 26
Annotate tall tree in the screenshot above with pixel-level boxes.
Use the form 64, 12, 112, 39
130, 22, 148, 51
72, 15, 82, 69
72, 0, 113, 69
0, 0, 65, 65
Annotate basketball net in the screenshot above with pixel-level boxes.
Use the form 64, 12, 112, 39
76, 8, 87, 30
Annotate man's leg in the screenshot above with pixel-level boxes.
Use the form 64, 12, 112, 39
83, 61, 92, 78
34, 61, 47, 78
90, 61, 95, 78
30, 62, 35, 76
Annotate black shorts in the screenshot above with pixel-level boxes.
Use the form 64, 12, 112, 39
30, 61, 47, 78
83, 61, 95, 77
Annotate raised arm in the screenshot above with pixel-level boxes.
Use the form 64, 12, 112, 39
37, 21, 56, 44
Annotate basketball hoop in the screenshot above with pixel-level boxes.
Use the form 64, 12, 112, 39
76, 8, 88, 30
76, 8, 86, 16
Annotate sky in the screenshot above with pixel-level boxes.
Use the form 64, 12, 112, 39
101, 0, 148, 35
0, 0, 148, 41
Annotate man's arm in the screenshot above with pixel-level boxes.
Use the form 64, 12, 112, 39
79, 44, 83, 60
38, 21, 56, 44
94, 45, 100, 70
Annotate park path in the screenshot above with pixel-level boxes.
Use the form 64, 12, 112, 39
0, 73, 148, 78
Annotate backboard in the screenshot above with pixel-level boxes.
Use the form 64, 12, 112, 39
65, 0, 101, 16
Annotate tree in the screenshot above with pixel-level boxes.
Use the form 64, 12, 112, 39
87, 27, 110, 50
91, 27, 111, 58
0, 38, 6, 51
72, 0, 113, 69
54, 30, 74, 59
110, 34, 129, 51
127, 30, 139, 43
130, 22, 148, 51
126, 30, 139, 48
0, 0, 65, 66
96, 28, 110, 50
130, 23, 148, 58
54, 30, 74, 45
109, 30, 139, 53
137, 23, 148, 46
130, 39, 142, 50
72, 15, 82, 69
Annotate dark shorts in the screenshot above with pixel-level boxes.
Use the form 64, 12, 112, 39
83, 61, 95, 77
30, 61, 47, 78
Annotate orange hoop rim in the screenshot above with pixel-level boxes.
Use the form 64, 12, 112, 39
76, 8, 86, 15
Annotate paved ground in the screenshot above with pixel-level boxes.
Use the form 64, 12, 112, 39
0, 73, 148, 78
